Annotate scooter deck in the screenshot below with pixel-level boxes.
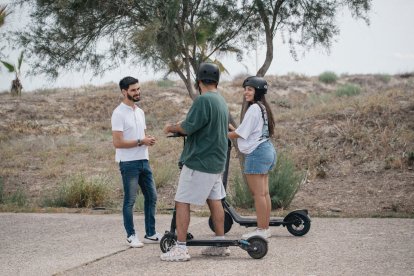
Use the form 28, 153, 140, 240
186, 239, 244, 247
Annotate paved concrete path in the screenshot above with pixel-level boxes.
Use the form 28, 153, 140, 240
1, 213, 413, 276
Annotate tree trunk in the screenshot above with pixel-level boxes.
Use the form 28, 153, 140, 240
11, 78, 22, 97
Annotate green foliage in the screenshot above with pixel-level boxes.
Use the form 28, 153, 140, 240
406, 151, 414, 166
1, 60, 14, 72
16, 0, 250, 97
268, 154, 304, 209
157, 79, 175, 88
1, 51, 24, 73
0, 4, 9, 27
229, 174, 254, 209
134, 192, 145, 212
230, 153, 304, 210
47, 174, 111, 208
318, 71, 338, 84
335, 83, 361, 97
8, 189, 28, 207
0, 178, 27, 207
153, 162, 176, 189
0, 177, 4, 204
374, 74, 391, 83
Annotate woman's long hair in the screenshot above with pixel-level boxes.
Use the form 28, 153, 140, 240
248, 90, 275, 137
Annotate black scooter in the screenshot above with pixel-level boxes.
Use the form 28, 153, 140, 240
208, 139, 311, 236
160, 133, 268, 259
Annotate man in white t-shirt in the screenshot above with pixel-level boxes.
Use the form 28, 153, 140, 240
111, 76, 161, 248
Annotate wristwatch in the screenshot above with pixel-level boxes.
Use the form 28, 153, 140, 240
137, 139, 142, 146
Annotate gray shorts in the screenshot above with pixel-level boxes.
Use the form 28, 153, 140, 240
174, 165, 226, 205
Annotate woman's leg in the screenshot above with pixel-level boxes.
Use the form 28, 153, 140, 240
245, 174, 269, 229
264, 174, 271, 228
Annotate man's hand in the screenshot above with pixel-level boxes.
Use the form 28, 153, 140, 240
163, 123, 173, 134
142, 135, 156, 146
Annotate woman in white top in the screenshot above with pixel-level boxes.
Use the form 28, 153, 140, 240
228, 76, 277, 239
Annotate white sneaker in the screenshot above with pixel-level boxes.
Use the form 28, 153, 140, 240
242, 228, 268, 239
160, 245, 191, 262
201, 246, 231, 256
144, 232, 163, 244
127, 234, 144, 248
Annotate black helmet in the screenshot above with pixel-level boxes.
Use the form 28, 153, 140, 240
197, 62, 220, 83
242, 76, 268, 94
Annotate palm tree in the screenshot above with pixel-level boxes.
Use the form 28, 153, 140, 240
0, 5, 8, 27
1, 51, 24, 96
0, 6, 23, 96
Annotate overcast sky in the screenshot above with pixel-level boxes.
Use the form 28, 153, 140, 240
1, 0, 413, 92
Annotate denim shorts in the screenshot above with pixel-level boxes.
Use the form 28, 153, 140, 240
244, 140, 277, 174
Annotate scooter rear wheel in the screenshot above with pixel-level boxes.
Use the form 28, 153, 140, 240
286, 213, 311, 236
208, 211, 233, 233
160, 232, 177, 253
246, 236, 268, 259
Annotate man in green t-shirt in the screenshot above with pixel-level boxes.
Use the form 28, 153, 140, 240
161, 63, 229, 262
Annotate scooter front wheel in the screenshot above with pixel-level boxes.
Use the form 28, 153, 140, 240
246, 236, 268, 259
160, 232, 177, 253
208, 211, 233, 233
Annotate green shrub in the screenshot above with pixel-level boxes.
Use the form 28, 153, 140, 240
229, 174, 254, 209
153, 162, 176, 189
49, 174, 111, 208
0, 177, 3, 204
134, 192, 145, 212
268, 154, 304, 209
229, 154, 304, 210
8, 189, 28, 207
0, 178, 28, 207
407, 151, 414, 166
157, 79, 175, 88
318, 71, 338, 84
335, 83, 361, 97
374, 74, 391, 83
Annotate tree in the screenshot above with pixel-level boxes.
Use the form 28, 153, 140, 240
15, 0, 253, 99
233, 0, 372, 185
0, 5, 8, 27
236, 0, 372, 120
253, 0, 372, 78
1, 51, 24, 96
0, 4, 11, 59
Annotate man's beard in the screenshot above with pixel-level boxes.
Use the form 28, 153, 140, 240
127, 94, 140, 102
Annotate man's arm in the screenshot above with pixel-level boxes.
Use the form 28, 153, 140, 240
112, 131, 156, 148
112, 131, 140, 148
163, 122, 187, 135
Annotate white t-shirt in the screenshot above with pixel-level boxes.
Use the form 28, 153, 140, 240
235, 103, 268, 154
111, 102, 149, 162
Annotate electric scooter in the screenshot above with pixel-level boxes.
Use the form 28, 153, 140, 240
160, 133, 268, 259
208, 139, 311, 236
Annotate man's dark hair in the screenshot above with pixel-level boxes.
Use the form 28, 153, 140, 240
119, 76, 139, 91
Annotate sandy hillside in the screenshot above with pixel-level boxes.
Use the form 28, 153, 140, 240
0, 74, 413, 217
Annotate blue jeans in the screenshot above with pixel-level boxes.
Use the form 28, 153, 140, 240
119, 160, 157, 237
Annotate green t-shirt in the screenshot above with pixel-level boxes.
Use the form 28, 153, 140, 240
180, 91, 229, 174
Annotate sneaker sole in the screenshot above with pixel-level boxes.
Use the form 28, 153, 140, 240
202, 253, 230, 256
128, 243, 144, 248
160, 256, 190, 262
143, 238, 160, 244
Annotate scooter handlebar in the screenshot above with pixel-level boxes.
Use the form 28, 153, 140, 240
167, 132, 187, 138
